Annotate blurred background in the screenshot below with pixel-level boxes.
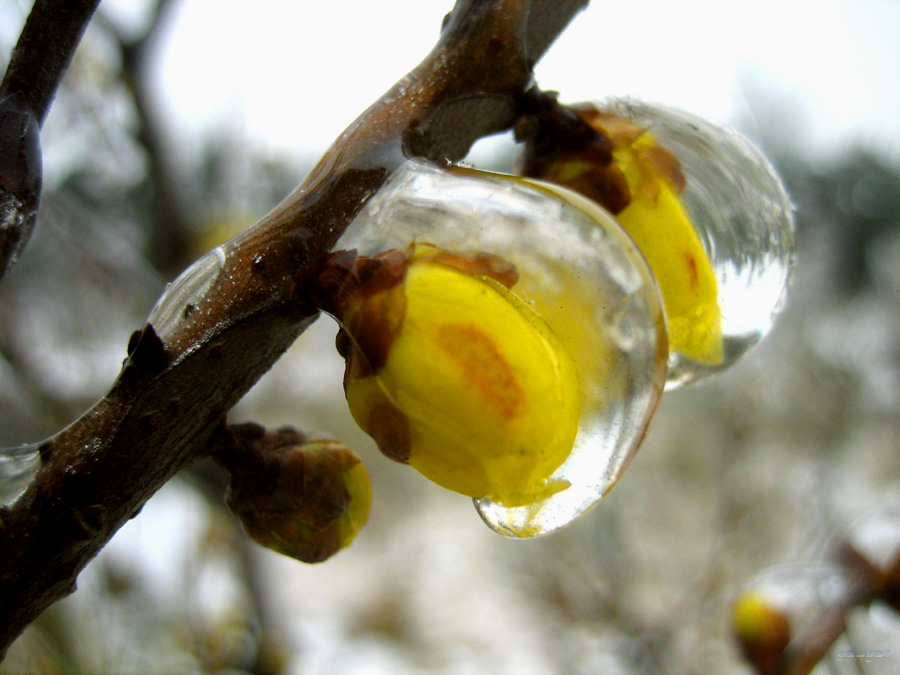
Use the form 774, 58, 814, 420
1, 0, 899, 673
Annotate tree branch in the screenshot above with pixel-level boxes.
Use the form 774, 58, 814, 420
0, 0, 100, 125
0, 92, 41, 282
0, 0, 101, 283
0, 0, 588, 656
779, 546, 886, 675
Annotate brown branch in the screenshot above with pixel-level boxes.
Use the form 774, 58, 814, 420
0, 0, 589, 656
0, 93, 41, 282
778, 546, 885, 675
0, 0, 101, 126
0, 0, 101, 283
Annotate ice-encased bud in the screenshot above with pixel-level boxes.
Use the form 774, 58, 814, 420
522, 100, 795, 387
310, 160, 667, 537
732, 563, 848, 669
731, 591, 792, 672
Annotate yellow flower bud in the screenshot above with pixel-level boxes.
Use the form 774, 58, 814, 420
306, 160, 668, 536
530, 106, 723, 366
342, 245, 581, 508
732, 591, 792, 672
591, 112, 723, 365
517, 98, 795, 386
732, 591, 792, 647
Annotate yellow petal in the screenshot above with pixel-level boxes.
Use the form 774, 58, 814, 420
338, 459, 372, 547
613, 134, 724, 365
346, 253, 581, 507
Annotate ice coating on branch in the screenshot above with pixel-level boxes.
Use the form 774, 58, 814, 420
0, 443, 40, 507
146, 245, 227, 342
0, 192, 29, 277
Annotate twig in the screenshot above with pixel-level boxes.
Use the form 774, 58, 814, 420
0, 0, 101, 282
0, 0, 101, 125
779, 546, 884, 675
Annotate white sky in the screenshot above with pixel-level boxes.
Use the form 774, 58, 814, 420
128, 0, 900, 163
2, 0, 895, 162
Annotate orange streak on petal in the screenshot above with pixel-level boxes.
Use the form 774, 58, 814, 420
435, 323, 524, 421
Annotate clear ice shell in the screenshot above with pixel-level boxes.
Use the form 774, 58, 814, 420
845, 495, 900, 573
0, 443, 40, 507
146, 245, 227, 342
336, 160, 667, 537
739, 563, 849, 633
602, 100, 796, 387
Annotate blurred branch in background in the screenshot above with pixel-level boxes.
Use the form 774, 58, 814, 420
102, 0, 193, 276
0, 3, 321, 669
0, 0, 100, 124
0, 0, 100, 283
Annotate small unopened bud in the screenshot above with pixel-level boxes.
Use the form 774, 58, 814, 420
225, 429, 371, 563
732, 591, 792, 674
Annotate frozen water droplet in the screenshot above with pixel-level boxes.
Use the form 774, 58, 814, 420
0, 191, 35, 281
338, 160, 667, 537
601, 100, 796, 387
147, 245, 227, 341
0, 443, 40, 506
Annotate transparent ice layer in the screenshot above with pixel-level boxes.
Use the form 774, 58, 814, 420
336, 160, 668, 537
0, 443, 40, 507
146, 245, 227, 343
602, 100, 796, 387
